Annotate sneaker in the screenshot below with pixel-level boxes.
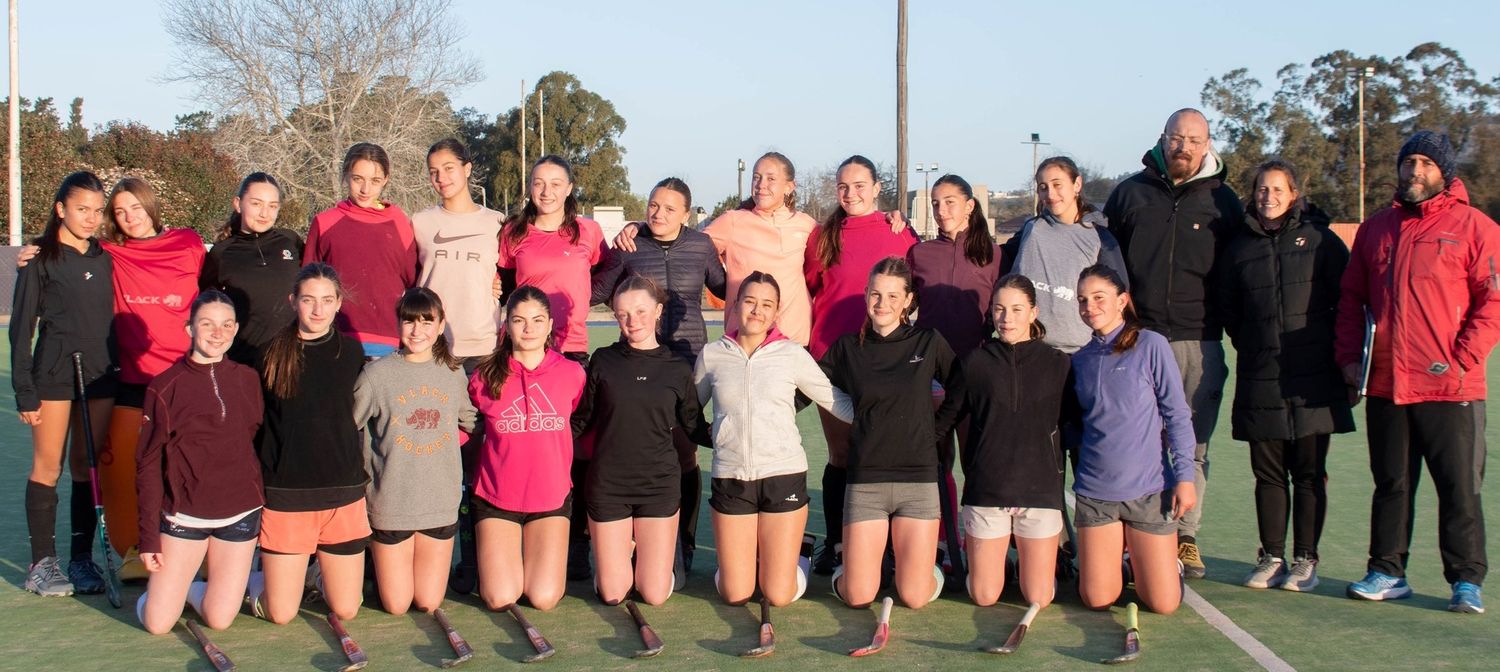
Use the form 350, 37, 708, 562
567, 542, 592, 581
1242, 552, 1287, 589
813, 540, 842, 576
25, 557, 74, 597
1347, 571, 1412, 601
1449, 581, 1485, 614
1281, 556, 1320, 592
302, 559, 323, 604
68, 557, 106, 595
1178, 541, 1206, 579
119, 546, 148, 582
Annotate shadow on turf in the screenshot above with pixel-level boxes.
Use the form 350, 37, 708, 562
694, 595, 763, 656
796, 597, 877, 655
409, 611, 458, 667
588, 600, 646, 659
1200, 554, 1454, 612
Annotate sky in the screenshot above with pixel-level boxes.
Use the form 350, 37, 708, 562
3, 0, 1498, 205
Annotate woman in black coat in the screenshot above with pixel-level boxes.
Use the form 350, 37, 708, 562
1217, 159, 1354, 593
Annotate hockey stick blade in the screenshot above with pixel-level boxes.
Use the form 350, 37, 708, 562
508, 606, 556, 663
625, 600, 665, 658
1102, 602, 1141, 664
326, 613, 369, 671
185, 620, 237, 672
849, 597, 893, 657
739, 598, 775, 658
434, 608, 474, 668
982, 602, 1041, 654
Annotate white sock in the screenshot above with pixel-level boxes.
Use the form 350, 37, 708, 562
713, 569, 722, 594
793, 557, 810, 602
186, 581, 208, 617
928, 564, 946, 604
831, 566, 847, 603
136, 592, 149, 626
245, 571, 267, 620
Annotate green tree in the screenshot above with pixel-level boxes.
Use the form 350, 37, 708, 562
707, 194, 741, 221
0, 97, 83, 238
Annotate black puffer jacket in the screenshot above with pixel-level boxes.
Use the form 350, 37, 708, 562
591, 225, 727, 360
1104, 147, 1243, 341
1217, 200, 1354, 441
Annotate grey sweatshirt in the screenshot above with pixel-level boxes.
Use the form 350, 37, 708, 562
1009, 210, 1129, 354
353, 352, 478, 531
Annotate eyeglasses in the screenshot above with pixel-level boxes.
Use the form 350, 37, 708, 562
1166, 135, 1208, 149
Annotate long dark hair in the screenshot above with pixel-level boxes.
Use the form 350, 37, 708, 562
261, 263, 345, 399
932, 174, 995, 268
860, 256, 917, 345
396, 287, 460, 371
816, 155, 880, 270
35, 171, 107, 265
992, 273, 1046, 341
215, 172, 282, 242
738, 152, 797, 211
1034, 156, 1096, 220
1078, 263, 1139, 354
104, 177, 164, 244
505, 155, 581, 248
476, 286, 553, 398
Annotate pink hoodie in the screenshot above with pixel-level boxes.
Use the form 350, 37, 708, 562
305, 199, 418, 349
469, 350, 586, 512
804, 211, 918, 358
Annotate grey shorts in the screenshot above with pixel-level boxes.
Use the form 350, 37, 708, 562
1074, 491, 1176, 535
845, 482, 940, 524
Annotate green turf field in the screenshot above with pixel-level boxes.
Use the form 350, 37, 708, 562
0, 325, 1495, 671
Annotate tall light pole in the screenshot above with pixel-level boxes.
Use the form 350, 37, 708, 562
519, 79, 526, 208
737, 158, 745, 203
1021, 133, 1051, 208
538, 90, 546, 157
915, 162, 938, 239
8, 0, 19, 245
1356, 66, 1374, 222
895, 0, 908, 217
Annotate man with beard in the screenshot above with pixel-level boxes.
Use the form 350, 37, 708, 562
1103, 108, 1242, 579
1336, 131, 1498, 614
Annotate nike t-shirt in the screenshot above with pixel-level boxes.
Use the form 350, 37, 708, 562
413, 205, 505, 358
498, 217, 606, 354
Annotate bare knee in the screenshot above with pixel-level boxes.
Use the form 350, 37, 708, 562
483, 591, 519, 612
331, 605, 360, 621
1141, 595, 1180, 615
144, 619, 176, 636
267, 607, 298, 625
897, 590, 931, 610
970, 589, 1000, 607
203, 613, 238, 631
638, 588, 670, 607
526, 589, 562, 612
762, 585, 796, 608
382, 600, 411, 617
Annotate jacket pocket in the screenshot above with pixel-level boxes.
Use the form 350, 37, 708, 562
1413, 237, 1465, 280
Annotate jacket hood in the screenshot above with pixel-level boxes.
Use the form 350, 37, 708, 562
1392, 177, 1470, 216
1244, 199, 1331, 237
334, 198, 406, 223
508, 349, 571, 376
1036, 208, 1108, 228
1145, 145, 1227, 187
723, 325, 790, 349
863, 323, 918, 344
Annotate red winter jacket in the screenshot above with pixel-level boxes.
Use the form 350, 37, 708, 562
1334, 179, 1500, 404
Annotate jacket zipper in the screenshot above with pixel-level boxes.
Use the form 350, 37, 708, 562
208, 362, 226, 421
662, 243, 675, 340
1271, 232, 1293, 437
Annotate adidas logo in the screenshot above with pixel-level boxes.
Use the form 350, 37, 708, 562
785, 494, 799, 502
495, 383, 566, 433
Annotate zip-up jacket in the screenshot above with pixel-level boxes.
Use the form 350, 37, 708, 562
704, 207, 818, 346
201, 227, 304, 363
805, 212, 919, 358
592, 224, 728, 360
820, 325, 957, 484
10, 240, 116, 412
499, 217, 607, 354
1007, 210, 1129, 353
255, 331, 367, 511
1219, 200, 1354, 441
933, 337, 1071, 510
908, 229, 1004, 358
1334, 179, 1500, 404
136, 357, 264, 553
1104, 147, 1243, 341
106, 228, 206, 384
573, 341, 710, 504
305, 199, 418, 350
470, 350, 586, 513
1071, 325, 1196, 502
694, 327, 853, 481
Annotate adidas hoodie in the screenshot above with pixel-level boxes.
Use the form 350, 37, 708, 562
469, 350, 586, 513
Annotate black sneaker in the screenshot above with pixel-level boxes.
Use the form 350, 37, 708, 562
567, 543, 592, 581
813, 540, 841, 576
68, 557, 106, 595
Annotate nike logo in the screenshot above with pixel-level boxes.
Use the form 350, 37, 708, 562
433, 231, 484, 244
909, 355, 924, 364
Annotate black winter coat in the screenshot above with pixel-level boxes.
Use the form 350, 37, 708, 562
1104, 148, 1243, 341
591, 225, 727, 360
1217, 201, 1354, 441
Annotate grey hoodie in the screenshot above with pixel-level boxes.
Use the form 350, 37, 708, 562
1009, 210, 1129, 354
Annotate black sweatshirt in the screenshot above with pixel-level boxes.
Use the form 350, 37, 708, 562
589, 225, 728, 360
201, 227, 304, 365
10, 240, 117, 412
819, 325, 957, 484
255, 331, 367, 511
572, 341, 710, 504
933, 338, 1071, 510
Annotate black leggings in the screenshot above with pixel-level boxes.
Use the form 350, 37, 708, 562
1249, 434, 1330, 559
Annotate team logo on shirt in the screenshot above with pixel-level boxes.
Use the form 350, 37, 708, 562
406, 408, 441, 430
909, 355, 925, 364
282, 249, 294, 260
163, 294, 185, 309
395, 386, 455, 455
433, 231, 484, 245
84, 272, 93, 280
496, 383, 566, 433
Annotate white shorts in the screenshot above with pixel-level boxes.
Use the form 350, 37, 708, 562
962, 505, 1064, 540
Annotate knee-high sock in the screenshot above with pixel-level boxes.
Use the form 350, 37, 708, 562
26, 481, 58, 564
821, 465, 847, 545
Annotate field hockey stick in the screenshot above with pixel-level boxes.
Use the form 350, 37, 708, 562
739, 597, 775, 658
326, 613, 369, 671
936, 445, 966, 584
184, 619, 237, 671
433, 607, 474, 668
1101, 602, 1141, 664
72, 352, 122, 608
507, 605, 556, 663
848, 596, 893, 657
625, 600, 665, 658
982, 601, 1041, 655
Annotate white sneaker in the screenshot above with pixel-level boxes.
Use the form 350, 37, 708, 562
1243, 552, 1287, 589
1281, 556, 1319, 592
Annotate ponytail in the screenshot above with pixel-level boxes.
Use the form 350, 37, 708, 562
933, 173, 995, 268
1077, 264, 1139, 354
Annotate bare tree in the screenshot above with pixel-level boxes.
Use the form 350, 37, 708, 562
163, 0, 482, 221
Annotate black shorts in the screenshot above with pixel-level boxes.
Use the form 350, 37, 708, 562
711, 472, 809, 515
114, 382, 148, 409
161, 509, 262, 543
588, 499, 679, 523
473, 493, 573, 525
36, 370, 117, 403
370, 522, 459, 545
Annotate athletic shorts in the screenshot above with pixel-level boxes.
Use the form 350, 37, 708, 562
1074, 491, 1176, 535
161, 508, 262, 543
845, 482, 940, 524
259, 498, 372, 555
114, 382, 147, 409
588, 498, 678, 523
711, 472, 809, 515
370, 522, 459, 545
962, 505, 1064, 540
36, 370, 117, 404
473, 493, 573, 525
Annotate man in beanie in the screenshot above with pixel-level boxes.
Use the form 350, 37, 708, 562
1335, 130, 1498, 613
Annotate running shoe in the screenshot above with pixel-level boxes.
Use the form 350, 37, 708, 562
25, 557, 74, 597
1347, 571, 1411, 601
1281, 555, 1319, 592
1242, 552, 1287, 589
119, 545, 149, 582
1449, 581, 1485, 614
1178, 541, 1206, 579
68, 557, 106, 595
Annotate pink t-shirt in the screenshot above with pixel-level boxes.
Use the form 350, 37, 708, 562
469, 350, 585, 512
804, 211, 918, 358
499, 217, 606, 354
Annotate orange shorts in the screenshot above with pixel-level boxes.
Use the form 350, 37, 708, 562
259, 499, 372, 555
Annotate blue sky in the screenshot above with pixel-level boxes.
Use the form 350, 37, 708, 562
4, 0, 1498, 204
